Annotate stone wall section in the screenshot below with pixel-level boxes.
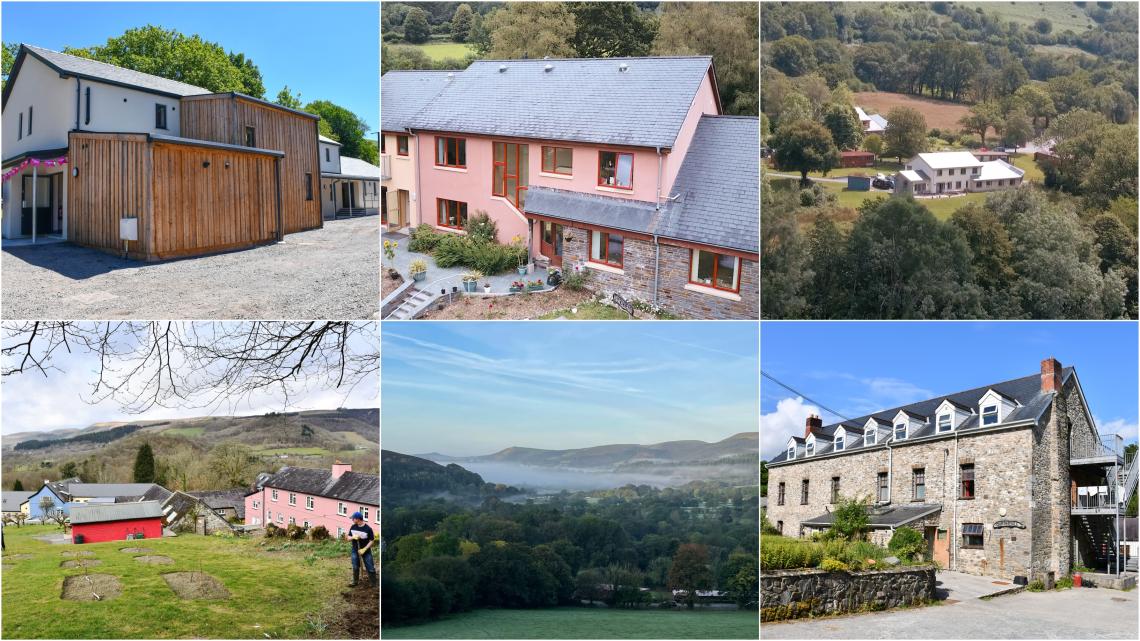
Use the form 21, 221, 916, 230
559, 223, 758, 319
761, 566, 936, 621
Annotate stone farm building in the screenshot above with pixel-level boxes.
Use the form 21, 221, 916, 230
895, 151, 1024, 196
766, 358, 1138, 583
1, 44, 333, 260
380, 57, 759, 320
244, 462, 379, 538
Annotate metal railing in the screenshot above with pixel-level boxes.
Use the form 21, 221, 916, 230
1075, 485, 1117, 510
1071, 433, 1123, 461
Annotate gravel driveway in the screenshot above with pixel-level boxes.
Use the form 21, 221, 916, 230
2, 217, 379, 319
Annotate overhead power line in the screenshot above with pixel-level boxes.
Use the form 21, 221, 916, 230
760, 370, 857, 424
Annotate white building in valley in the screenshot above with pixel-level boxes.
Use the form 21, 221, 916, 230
854, 106, 887, 134
895, 151, 1025, 196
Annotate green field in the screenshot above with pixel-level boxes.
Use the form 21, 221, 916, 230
959, 2, 1095, 32
1009, 153, 1045, 182
771, 177, 992, 221
1, 525, 368, 638
254, 446, 332, 456
159, 426, 205, 437
807, 161, 903, 179
412, 41, 474, 61
383, 607, 758, 639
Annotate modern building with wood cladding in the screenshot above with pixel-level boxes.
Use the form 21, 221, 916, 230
1, 43, 324, 258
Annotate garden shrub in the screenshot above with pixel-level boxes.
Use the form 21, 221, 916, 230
888, 527, 925, 562
562, 269, 590, 292
464, 211, 498, 244
820, 558, 850, 572
433, 235, 469, 268
286, 523, 306, 540
1055, 575, 1074, 589
759, 536, 824, 570
408, 224, 444, 253
432, 234, 526, 275
1027, 579, 1045, 592
310, 525, 330, 541
799, 189, 817, 207
264, 523, 279, 539
830, 496, 870, 541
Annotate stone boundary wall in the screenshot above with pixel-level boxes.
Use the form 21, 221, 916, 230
761, 566, 936, 621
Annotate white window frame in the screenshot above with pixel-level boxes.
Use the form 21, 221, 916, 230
894, 422, 907, 441
270, 489, 278, 502
834, 438, 845, 452
787, 445, 795, 460
359, 507, 370, 521
864, 430, 876, 446
338, 501, 347, 516
288, 492, 296, 506
982, 404, 998, 425
937, 413, 952, 433
305, 496, 314, 511
805, 440, 815, 456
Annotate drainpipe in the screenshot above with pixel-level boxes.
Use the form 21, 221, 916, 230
885, 439, 893, 504
655, 147, 663, 211
952, 430, 960, 571
652, 146, 664, 305
410, 129, 420, 227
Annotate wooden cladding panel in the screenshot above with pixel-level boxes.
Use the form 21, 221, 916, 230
181, 95, 321, 234
68, 133, 150, 255
150, 143, 279, 259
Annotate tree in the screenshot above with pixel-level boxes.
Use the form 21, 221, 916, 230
63, 26, 258, 95
722, 553, 758, 609
575, 568, 604, 604
822, 103, 863, 151
569, 2, 656, 58
468, 13, 491, 56
950, 204, 1016, 292
58, 461, 79, 480
1035, 17, 1053, 34
1001, 109, 1034, 151
207, 442, 257, 487
1082, 125, 1139, 208
888, 527, 926, 562
133, 442, 156, 483
2, 42, 17, 90
863, 133, 884, 160
769, 120, 839, 185
484, 2, 576, 59
450, 4, 475, 43
768, 35, 815, 77
304, 101, 371, 164
883, 107, 927, 163
11, 479, 23, 491
805, 214, 850, 316
1015, 84, 1056, 131
959, 101, 1001, 146
381, 44, 433, 74
760, 182, 810, 318
654, 2, 758, 115
403, 8, 432, 44
667, 543, 711, 609
275, 86, 303, 110
831, 496, 870, 541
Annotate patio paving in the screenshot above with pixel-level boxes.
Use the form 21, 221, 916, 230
383, 230, 551, 295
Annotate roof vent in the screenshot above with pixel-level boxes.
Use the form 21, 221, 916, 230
499, 64, 507, 73
544, 64, 553, 73
447, 72, 455, 81
619, 62, 629, 73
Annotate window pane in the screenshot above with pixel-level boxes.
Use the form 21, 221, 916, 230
457, 140, 466, 166
506, 176, 517, 204
600, 152, 615, 184
519, 145, 528, 184
494, 142, 504, 162
458, 203, 468, 227
591, 231, 603, 261
438, 201, 446, 225
716, 254, 737, 289
493, 164, 504, 195
693, 250, 714, 283
616, 153, 633, 187
543, 147, 554, 172
556, 147, 572, 173
437, 138, 445, 164
507, 145, 517, 175
608, 234, 623, 265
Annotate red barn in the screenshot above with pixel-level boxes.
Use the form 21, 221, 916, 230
70, 501, 164, 544
839, 151, 875, 168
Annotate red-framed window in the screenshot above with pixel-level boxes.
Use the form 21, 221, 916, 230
437, 198, 468, 229
598, 150, 633, 189
492, 141, 528, 209
689, 249, 741, 292
435, 136, 466, 168
541, 146, 573, 175
381, 135, 386, 154
397, 135, 409, 156
589, 230, 623, 267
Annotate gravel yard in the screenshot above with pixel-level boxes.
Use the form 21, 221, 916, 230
2, 217, 379, 319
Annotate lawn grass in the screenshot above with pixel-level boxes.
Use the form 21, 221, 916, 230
917, 192, 990, 220
771, 177, 991, 221
411, 41, 473, 62
383, 607, 758, 639
807, 161, 902, 179
1, 524, 357, 639
959, 2, 1095, 32
537, 300, 640, 320
1009, 153, 1045, 183
160, 426, 205, 438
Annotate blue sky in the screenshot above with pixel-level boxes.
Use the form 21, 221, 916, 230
761, 322, 1139, 459
382, 322, 760, 456
1, 2, 378, 133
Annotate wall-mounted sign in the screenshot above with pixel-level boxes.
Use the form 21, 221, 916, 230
993, 519, 1026, 529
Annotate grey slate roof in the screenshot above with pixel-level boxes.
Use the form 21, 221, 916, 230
188, 489, 247, 520
769, 368, 1073, 466
405, 57, 714, 148
22, 44, 210, 97
657, 116, 759, 253
319, 135, 342, 146
140, 485, 174, 504
2, 491, 33, 512
324, 156, 381, 181
525, 187, 661, 235
70, 500, 164, 524
68, 483, 163, 499
381, 70, 456, 133
802, 504, 942, 528
259, 466, 378, 506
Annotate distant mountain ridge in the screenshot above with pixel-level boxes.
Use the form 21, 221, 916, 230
419, 432, 757, 469
381, 450, 520, 506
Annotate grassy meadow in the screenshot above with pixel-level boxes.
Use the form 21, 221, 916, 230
959, 1, 1096, 32
412, 40, 473, 61
383, 607, 758, 639
1, 524, 366, 639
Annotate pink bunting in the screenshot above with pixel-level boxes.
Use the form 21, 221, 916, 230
2, 156, 67, 182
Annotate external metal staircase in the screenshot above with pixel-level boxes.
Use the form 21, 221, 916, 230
385, 288, 437, 320
1120, 450, 1138, 507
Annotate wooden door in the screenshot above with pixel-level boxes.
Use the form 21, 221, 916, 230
927, 526, 950, 567
397, 190, 409, 228
539, 221, 563, 267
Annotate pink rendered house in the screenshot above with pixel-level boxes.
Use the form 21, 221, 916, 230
384, 57, 758, 319
244, 462, 378, 539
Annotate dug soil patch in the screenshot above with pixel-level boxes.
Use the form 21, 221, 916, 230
60, 559, 102, 569
328, 585, 379, 639
119, 547, 152, 554
61, 573, 122, 601
133, 555, 173, 564
4, 554, 34, 561
62, 550, 96, 557
163, 571, 231, 600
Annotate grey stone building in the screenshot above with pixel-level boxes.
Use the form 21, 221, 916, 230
766, 358, 1135, 583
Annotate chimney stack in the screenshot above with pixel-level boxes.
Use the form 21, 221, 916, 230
1041, 357, 1062, 394
804, 414, 823, 438
331, 461, 352, 479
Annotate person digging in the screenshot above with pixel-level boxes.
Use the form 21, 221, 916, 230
348, 511, 376, 588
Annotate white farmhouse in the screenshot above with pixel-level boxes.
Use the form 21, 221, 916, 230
318, 135, 381, 219
895, 151, 1025, 196
854, 106, 887, 134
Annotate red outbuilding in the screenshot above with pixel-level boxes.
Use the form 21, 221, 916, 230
70, 501, 164, 544
839, 150, 875, 168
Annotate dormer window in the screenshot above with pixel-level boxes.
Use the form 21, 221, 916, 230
864, 431, 875, 446
937, 413, 952, 433
805, 441, 815, 456
894, 423, 906, 441
787, 445, 795, 460
982, 405, 998, 425
834, 438, 845, 452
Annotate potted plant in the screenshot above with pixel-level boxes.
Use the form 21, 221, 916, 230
511, 235, 529, 275
461, 270, 483, 293
509, 280, 524, 293
483, 282, 492, 294
527, 278, 545, 291
409, 259, 428, 282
